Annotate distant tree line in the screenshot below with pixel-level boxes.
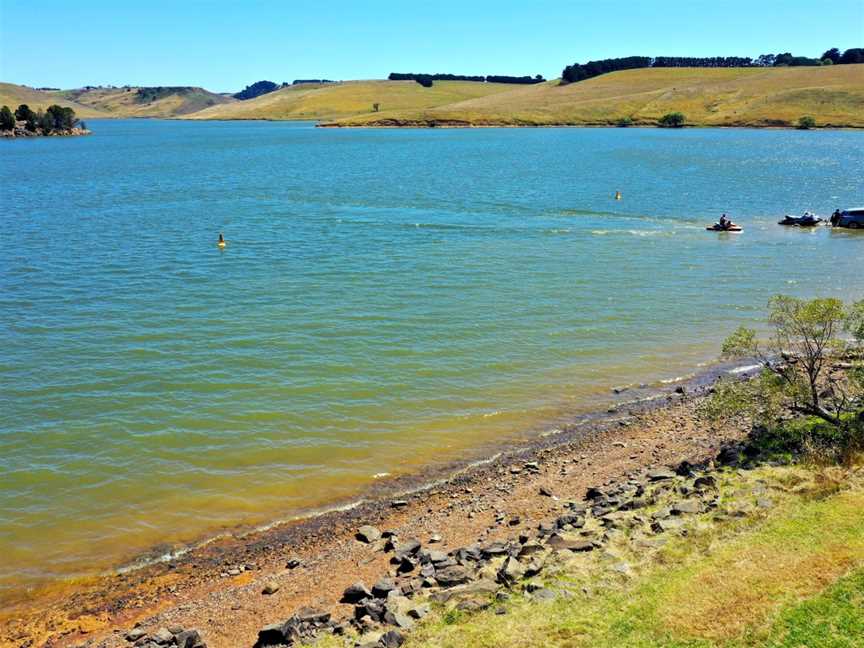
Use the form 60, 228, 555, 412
233, 80, 280, 101
561, 47, 864, 83
292, 79, 336, 85
0, 103, 83, 133
388, 72, 545, 87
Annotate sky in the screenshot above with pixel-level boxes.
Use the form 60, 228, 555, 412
1, 0, 862, 93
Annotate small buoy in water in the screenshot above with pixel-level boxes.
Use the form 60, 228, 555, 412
217, 233, 226, 248
614, 191, 622, 201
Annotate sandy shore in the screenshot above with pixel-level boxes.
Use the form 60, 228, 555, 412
1, 364, 754, 648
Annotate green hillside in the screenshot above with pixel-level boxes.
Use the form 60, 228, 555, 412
187, 80, 519, 121
323, 65, 864, 128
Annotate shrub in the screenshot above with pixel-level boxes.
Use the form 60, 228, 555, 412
616, 117, 633, 127
658, 112, 685, 128
797, 115, 816, 129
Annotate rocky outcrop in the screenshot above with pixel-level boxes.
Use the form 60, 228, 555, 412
244, 451, 747, 647
0, 124, 91, 137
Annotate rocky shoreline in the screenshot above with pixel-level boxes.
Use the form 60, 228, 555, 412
0, 125, 91, 138
1, 361, 760, 648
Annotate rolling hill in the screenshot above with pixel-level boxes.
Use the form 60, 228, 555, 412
0, 83, 108, 118
187, 80, 519, 121
56, 86, 235, 118
321, 65, 864, 128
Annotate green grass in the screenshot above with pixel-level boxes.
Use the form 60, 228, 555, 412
762, 568, 864, 648
325, 65, 864, 128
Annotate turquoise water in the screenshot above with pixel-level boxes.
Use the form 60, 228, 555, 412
1, 120, 862, 601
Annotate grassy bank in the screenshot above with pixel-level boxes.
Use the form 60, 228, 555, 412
323, 65, 864, 128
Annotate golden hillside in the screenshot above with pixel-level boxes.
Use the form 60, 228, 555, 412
58, 86, 235, 118
187, 80, 520, 121
324, 65, 864, 127
0, 83, 108, 119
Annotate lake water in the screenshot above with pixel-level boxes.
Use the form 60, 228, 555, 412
1, 120, 862, 603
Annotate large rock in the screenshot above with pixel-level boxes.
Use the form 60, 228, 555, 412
342, 582, 372, 603
357, 525, 382, 543
380, 630, 405, 648
372, 578, 398, 598
647, 468, 677, 481
497, 556, 525, 586
671, 500, 703, 515
430, 578, 499, 603
435, 565, 472, 587
174, 630, 205, 648
546, 533, 594, 552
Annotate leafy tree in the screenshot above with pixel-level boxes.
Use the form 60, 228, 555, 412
755, 53, 776, 67
37, 110, 53, 133
616, 117, 633, 127
15, 104, 35, 121
821, 48, 841, 64
839, 48, 864, 64
797, 115, 816, 129
46, 104, 77, 130
658, 112, 685, 127
372, 103, 380, 112
714, 296, 864, 429
0, 105, 15, 130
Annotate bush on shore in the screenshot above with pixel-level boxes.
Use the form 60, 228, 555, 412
797, 115, 817, 129
703, 295, 864, 460
658, 112, 685, 127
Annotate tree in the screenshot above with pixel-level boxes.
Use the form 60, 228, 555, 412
15, 104, 35, 122
232, 80, 279, 100
658, 112, 685, 127
46, 104, 77, 130
715, 296, 864, 429
372, 103, 380, 112
797, 115, 816, 129
38, 110, 54, 132
0, 105, 15, 130
839, 48, 864, 64
821, 48, 841, 64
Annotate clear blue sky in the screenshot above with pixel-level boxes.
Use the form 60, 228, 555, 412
1, 0, 862, 92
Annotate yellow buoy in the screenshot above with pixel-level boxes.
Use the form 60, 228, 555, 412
217, 233, 226, 248
614, 191, 622, 201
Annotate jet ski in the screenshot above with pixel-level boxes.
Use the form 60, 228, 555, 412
706, 221, 743, 232
778, 212, 822, 227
